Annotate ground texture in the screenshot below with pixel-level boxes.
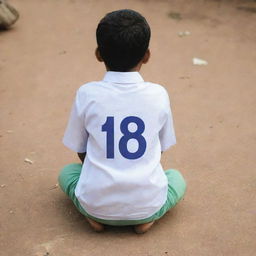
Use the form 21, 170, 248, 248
0, 0, 255, 255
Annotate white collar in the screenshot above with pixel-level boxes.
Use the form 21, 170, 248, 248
103, 71, 144, 84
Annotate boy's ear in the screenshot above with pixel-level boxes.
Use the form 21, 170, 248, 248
95, 48, 103, 62
142, 49, 150, 64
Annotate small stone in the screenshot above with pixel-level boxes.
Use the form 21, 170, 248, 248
59, 50, 67, 55
24, 158, 33, 164
193, 58, 208, 66
9, 210, 14, 214
1, 184, 6, 188
6, 130, 13, 133
178, 31, 191, 37
49, 184, 59, 190
168, 12, 182, 20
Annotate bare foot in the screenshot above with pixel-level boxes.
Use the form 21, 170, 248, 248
134, 221, 155, 234
86, 217, 104, 232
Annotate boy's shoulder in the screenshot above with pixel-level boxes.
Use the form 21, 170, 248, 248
145, 81, 169, 93
78, 80, 169, 92
78, 81, 101, 92
75, 81, 102, 99
144, 81, 171, 103
76, 80, 170, 104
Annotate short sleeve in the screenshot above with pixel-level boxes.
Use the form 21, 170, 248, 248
159, 95, 176, 152
62, 92, 88, 153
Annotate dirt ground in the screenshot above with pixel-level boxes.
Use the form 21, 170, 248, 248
0, 0, 255, 255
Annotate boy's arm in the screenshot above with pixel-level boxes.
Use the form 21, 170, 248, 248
77, 152, 86, 163
63, 92, 88, 162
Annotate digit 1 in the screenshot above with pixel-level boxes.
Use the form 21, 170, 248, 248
101, 116, 114, 159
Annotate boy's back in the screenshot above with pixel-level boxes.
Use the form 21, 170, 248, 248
63, 71, 176, 220
59, 9, 186, 233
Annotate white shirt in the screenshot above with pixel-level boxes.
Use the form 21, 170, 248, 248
63, 72, 176, 220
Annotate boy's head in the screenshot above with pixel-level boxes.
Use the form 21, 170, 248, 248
96, 9, 151, 72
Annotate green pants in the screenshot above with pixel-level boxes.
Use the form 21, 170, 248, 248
58, 163, 186, 226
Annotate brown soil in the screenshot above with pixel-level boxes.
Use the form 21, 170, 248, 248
0, 0, 255, 255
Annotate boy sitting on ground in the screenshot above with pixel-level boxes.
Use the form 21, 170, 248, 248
59, 9, 186, 234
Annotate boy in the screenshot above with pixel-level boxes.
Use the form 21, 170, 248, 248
59, 9, 186, 234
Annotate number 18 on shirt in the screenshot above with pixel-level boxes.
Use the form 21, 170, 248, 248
101, 116, 147, 160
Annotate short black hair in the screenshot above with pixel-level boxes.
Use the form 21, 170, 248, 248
96, 9, 151, 72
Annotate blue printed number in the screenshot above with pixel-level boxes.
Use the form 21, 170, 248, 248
119, 117, 146, 159
101, 116, 114, 159
101, 116, 147, 159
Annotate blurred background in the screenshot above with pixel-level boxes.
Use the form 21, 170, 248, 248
0, 1, 255, 256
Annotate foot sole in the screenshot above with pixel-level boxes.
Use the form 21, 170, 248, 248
86, 217, 105, 232
134, 221, 155, 234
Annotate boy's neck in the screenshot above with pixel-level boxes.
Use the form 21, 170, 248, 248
106, 61, 143, 72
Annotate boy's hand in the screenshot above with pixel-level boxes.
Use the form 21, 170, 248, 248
78, 152, 86, 163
